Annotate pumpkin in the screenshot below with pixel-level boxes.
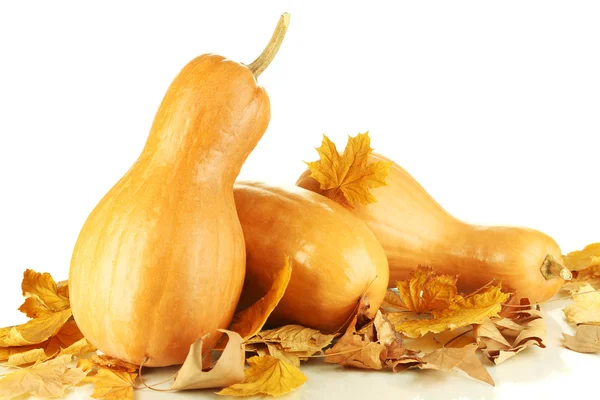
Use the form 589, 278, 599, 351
69, 14, 290, 367
233, 182, 389, 333
297, 153, 570, 303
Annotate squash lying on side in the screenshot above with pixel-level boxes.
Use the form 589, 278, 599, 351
233, 182, 389, 333
297, 153, 570, 303
69, 15, 289, 367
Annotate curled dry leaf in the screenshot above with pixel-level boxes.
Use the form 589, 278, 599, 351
171, 330, 245, 391
475, 303, 546, 365
306, 132, 392, 206
89, 368, 137, 400
19, 269, 70, 318
0, 355, 87, 399
396, 284, 511, 338
396, 266, 457, 314
419, 343, 494, 386
0, 308, 73, 347
563, 243, 600, 271
248, 325, 335, 367
217, 355, 307, 397
90, 355, 139, 373
230, 257, 292, 339
563, 284, 600, 324
562, 324, 600, 353
563, 266, 600, 293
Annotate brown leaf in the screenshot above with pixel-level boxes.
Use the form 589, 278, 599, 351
396, 284, 511, 338
396, 266, 458, 314
18, 269, 70, 318
419, 343, 494, 386
171, 330, 245, 390
0, 308, 72, 347
217, 355, 307, 397
563, 324, 600, 353
305, 133, 392, 206
230, 257, 292, 339
475, 307, 546, 365
91, 355, 139, 373
0, 355, 87, 399
89, 368, 137, 400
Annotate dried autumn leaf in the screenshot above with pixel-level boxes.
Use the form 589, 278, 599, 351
230, 257, 292, 339
91, 355, 139, 373
396, 284, 511, 338
217, 355, 307, 397
306, 132, 392, 206
563, 324, 600, 353
396, 266, 457, 314
563, 266, 600, 293
58, 337, 96, 357
0, 355, 87, 399
419, 343, 494, 386
89, 368, 137, 400
563, 243, 600, 271
563, 284, 600, 324
19, 269, 70, 318
475, 306, 546, 364
381, 290, 407, 310
171, 329, 245, 390
0, 308, 72, 347
249, 325, 335, 367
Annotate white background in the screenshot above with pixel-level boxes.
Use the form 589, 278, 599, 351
0, 1, 598, 399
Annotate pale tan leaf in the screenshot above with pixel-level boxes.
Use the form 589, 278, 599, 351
382, 290, 407, 310
217, 355, 307, 397
563, 324, 600, 353
230, 257, 292, 339
171, 330, 245, 390
420, 343, 494, 386
563, 284, 600, 324
0, 355, 87, 399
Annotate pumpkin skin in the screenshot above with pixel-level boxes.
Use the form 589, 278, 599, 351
233, 182, 389, 333
297, 153, 566, 303
69, 55, 270, 367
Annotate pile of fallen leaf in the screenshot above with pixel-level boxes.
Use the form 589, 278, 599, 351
1, 255, 598, 399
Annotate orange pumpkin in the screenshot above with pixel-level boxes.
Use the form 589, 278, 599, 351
69, 14, 289, 367
297, 152, 570, 303
234, 182, 389, 333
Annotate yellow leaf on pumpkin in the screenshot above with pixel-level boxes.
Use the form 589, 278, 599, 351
230, 257, 292, 339
306, 133, 392, 206
217, 355, 307, 397
396, 266, 458, 314
396, 284, 511, 338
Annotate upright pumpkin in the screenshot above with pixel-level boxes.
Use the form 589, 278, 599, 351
69, 14, 290, 367
298, 152, 571, 303
233, 182, 389, 333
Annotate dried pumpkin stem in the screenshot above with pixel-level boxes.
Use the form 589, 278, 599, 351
540, 254, 572, 281
248, 13, 290, 78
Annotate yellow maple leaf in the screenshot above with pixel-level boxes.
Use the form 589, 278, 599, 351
230, 257, 292, 339
563, 243, 600, 271
0, 355, 87, 399
305, 132, 392, 206
396, 266, 458, 314
563, 283, 600, 324
396, 284, 511, 338
19, 269, 70, 318
89, 368, 137, 400
0, 308, 72, 347
217, 355, 307, 397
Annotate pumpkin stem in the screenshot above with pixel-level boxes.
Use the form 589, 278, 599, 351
540, 254, 572, 281
248, 13, 290, 78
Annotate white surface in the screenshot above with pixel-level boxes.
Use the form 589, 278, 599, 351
0, 1, 598, 399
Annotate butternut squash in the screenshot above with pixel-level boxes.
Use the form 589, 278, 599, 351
69, 14, 290, 367
233, 182, 389, 333
297, 153, 570, 303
